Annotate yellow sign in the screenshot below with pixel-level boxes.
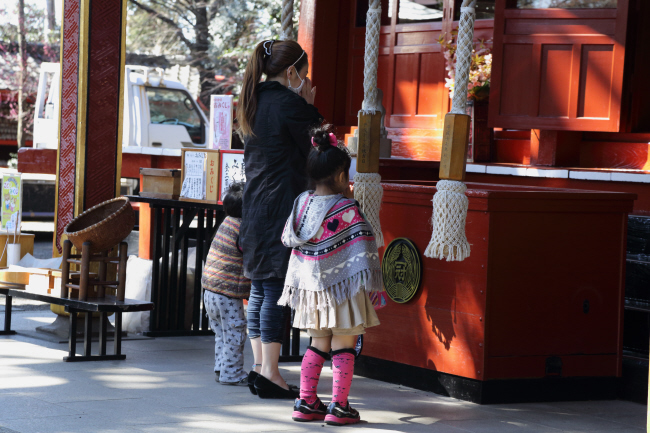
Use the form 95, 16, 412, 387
1, 173, 21, 231
381, 238, 421, 303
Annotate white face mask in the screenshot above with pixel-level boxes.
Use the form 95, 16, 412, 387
287, 67, 305, 94
287, 50, 306, 94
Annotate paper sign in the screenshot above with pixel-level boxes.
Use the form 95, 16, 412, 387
181, 152, 206, 200
206, 152, 220, 201
2, 173, 22, 231
210, 95, 233, 150
220, 152, 245, 202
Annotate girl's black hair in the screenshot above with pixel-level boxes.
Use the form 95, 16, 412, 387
307, 125, 352, 191
223, 182, 244, 218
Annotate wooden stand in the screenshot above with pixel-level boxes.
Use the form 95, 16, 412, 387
60, 240, 128, 302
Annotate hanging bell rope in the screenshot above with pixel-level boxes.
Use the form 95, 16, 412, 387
361, 0, 381, 115
424, 0, 477, 262
280, 0, 294, 41
354, 0, 384, 248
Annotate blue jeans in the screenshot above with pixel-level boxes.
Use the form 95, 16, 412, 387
247, 278, 286, 344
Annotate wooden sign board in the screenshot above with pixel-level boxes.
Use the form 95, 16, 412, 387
218, 150, 245, 204
180, 148, 220, 203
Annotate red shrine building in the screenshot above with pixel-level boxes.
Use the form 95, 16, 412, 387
298, 0, 650, 404
301, 0, 650, 209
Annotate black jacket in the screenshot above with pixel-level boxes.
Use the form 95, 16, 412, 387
241, 81, 323, 280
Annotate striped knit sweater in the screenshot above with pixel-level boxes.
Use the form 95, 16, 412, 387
201, 216, 251, 299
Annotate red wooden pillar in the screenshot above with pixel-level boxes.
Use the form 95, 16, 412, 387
298, 0, 351, 126
54, 0, 126, 254
137, 174, 153, 260
530, 130, 581, 167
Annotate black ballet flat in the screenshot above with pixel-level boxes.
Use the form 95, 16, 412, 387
248, 371, 258, 395
254, 374, 300, 400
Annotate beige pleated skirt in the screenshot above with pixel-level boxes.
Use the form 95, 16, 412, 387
293, 290, 380, 337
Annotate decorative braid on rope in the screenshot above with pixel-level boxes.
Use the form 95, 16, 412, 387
361, 0, 382, 114
424, 180, 470, 261
353, 172, 384, 248
424, 0, 476, 262
280, 0, 294, 40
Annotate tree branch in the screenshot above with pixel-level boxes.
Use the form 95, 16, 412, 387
208, 0, 225, 22
129, 0, 193, 49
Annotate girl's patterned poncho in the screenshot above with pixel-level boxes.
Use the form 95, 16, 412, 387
278, 191, 384, 313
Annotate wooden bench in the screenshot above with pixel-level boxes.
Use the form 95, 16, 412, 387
0, 285, 153, 362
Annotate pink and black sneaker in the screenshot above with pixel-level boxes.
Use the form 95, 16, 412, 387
291, 398, 327, 422
324, 401, 361, 426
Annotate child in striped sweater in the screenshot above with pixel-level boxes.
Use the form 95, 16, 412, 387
201, 182, 251, 385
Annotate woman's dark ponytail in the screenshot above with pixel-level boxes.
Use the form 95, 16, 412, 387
236, 40, 309, 138
237, 43, 266, 138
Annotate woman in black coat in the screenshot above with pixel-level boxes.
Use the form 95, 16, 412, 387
236, 39, 322, 398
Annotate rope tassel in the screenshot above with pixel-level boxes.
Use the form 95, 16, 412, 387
424, 180, 470, 261
424, 0, 476, 262
354, 172, 384, 248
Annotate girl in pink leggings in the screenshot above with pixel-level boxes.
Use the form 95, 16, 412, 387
278, 125, 383, 426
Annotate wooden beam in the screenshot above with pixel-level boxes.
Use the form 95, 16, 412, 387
530, 130, 581, 167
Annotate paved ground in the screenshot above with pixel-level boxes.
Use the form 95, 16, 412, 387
0, 307, 647, 433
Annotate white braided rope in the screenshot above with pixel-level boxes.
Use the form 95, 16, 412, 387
354, 172, 384, 248
361, 0, 381, 114
451, 0, 477, 115
425, 0, 476, 262
280, 0, 294, 41
354, 1, 384, 247
424, 180, 470, 261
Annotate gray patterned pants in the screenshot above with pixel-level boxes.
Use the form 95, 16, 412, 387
203, 290, 247, 383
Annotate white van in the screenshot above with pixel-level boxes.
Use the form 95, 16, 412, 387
33, 62, 209, 151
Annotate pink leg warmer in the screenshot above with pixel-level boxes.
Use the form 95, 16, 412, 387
331, 348, 356, 406
300, 346, 329, 405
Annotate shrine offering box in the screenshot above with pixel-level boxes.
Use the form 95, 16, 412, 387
357, 182, 635, 404
139, 168, 181, 200
180, 148, 244, 204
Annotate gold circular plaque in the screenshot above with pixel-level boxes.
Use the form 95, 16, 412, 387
381, 238, 422, 304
